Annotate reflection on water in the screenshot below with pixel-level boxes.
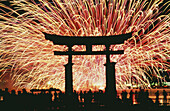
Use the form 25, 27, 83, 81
116, 88, 170, 106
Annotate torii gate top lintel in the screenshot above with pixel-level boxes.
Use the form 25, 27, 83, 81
44, 32, 132, 46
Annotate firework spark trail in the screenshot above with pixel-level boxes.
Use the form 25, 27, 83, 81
0, 0, 169, 91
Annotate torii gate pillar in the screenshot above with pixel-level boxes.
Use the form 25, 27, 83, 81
104, 44, 117, 103
104, 62, 117, 103
64, 45, 73, 96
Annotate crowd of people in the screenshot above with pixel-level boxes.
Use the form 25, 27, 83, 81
0, 88, 169, 111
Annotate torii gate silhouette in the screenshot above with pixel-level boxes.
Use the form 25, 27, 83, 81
44, 32, 132, 103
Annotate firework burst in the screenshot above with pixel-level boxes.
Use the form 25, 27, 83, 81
0, 0, 169, 91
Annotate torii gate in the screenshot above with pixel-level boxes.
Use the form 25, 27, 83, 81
44, 33, 132, 103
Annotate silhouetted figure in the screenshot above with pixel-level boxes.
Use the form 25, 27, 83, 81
0, 89, 2, 96
137, 89, 142, 103
73, 90, 79, 102
0, 89, 3, 103
21, 89, 29, 110
155, 90, 160, 106
141, 90, 150, 106
79, 90, 83, 102
163, 90, 168, 106
0, 89, 3, 110
3, 88, 9, 102
72, 90, 79, 110
84, 90, 92, 110
121, 90, 128, 102
14, 91, 21, 111
93, 91, 99, 103
59, 91, 64, 104
46, 91, 53, 110
2, 88, 10, 111
134, 90, 138, 104
11, 90, 17, 101
99, 90, 105, 104
54, 91, 59, 103
129, 90, 134, 105
145, 90, 149, 99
